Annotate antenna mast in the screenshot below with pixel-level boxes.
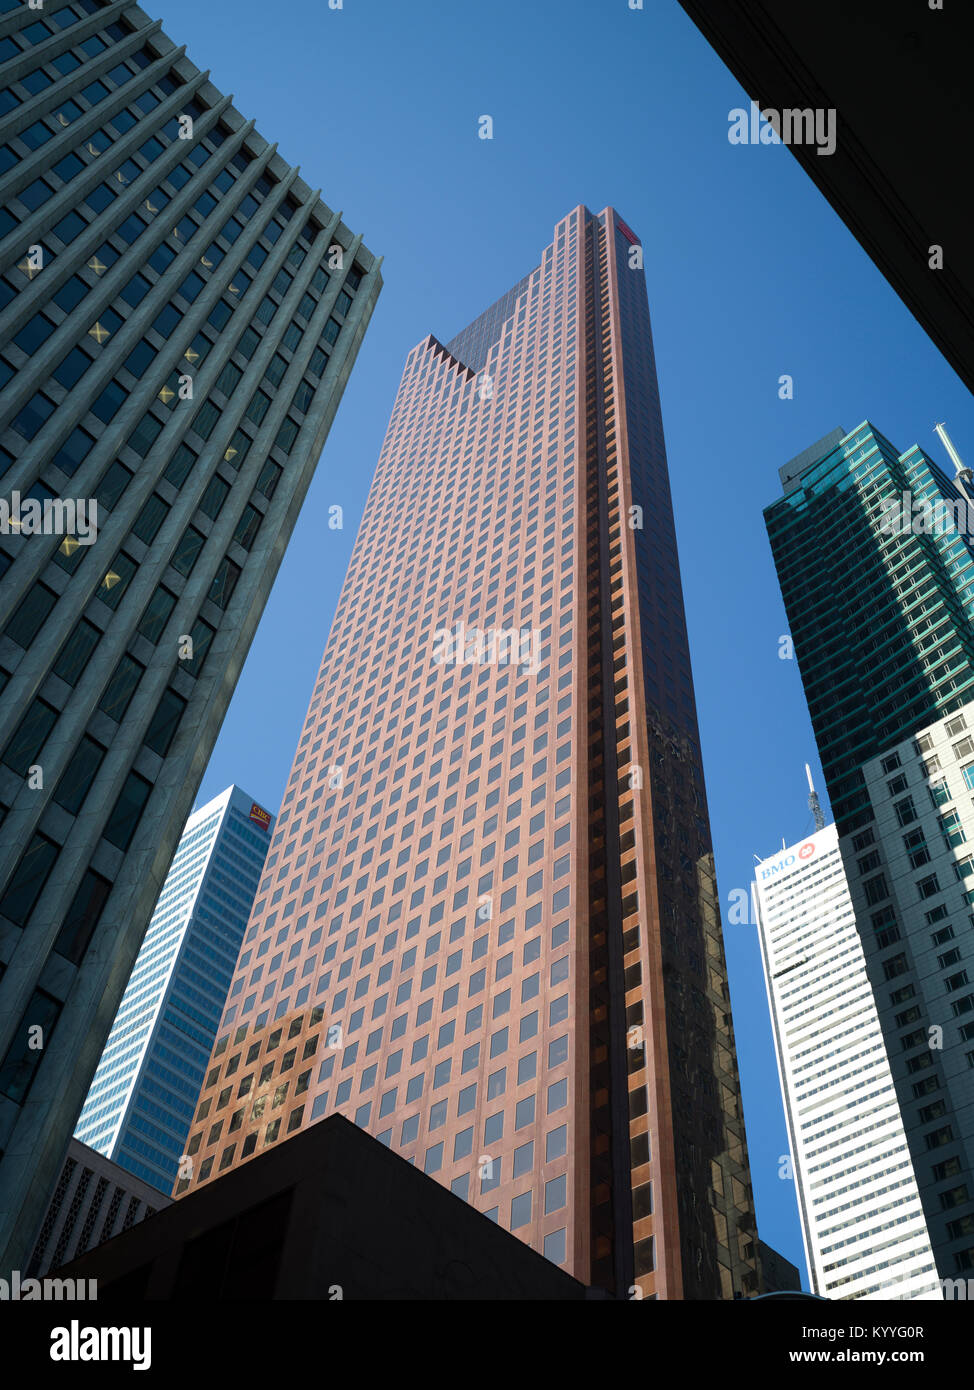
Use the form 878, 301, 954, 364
934, 422, 974, 501
806, 763, 825, 831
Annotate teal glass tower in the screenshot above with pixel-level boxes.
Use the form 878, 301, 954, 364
765, 422, 974, 836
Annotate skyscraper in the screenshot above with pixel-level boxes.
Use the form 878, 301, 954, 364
845, 705, 974, 1283
0, 0, 380, 1271
765, 422, 974, 1282
765, 422, 974, 835
753, 820, 940, 1299
179, 205, 759, 1300
74, 785, 274, 1192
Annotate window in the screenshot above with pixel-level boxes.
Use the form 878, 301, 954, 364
53, 870, 111, 963
543, 1229, 567, 1265
2, 698, 58, 775
544, 1173, 567, 1214
546, 1125, 567, 1161
171, 526, 205, 576
53, 736, 105, 814
137, 588, 177, 644
233, 505, 262, 551
207, 556, 240, 610
0, 989, 62, 1104
0, 834, 59, 925
863, 874, 889, 906
53, 621, 100, 685
103, 772, 152, 850
181, 618, 215, 677
98, 655, 143, 722
511, 1191, 532, 1229
4, 582, 57, 648
903, 830, 930, 869
513, 1140, 533, 1177
918, 874, 941, 900
199, 474, 230, 520
143, 689, 186, 757
98, 552, 137, 609
132, 493, 168, 544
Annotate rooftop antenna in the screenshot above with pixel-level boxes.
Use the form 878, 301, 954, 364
934, 423, 974, 500
806, 763, 825, 831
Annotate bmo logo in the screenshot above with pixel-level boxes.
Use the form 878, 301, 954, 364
760, 840, 817, 879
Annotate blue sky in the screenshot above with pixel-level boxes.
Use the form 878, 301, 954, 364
173, 0, 973, 1281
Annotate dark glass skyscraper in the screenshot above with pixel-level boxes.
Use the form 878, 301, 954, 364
765, 423, 974, 835
179, 205, 758, 1300
0, 0, 380, 1271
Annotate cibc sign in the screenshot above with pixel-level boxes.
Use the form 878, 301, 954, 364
759, 839, 817, 880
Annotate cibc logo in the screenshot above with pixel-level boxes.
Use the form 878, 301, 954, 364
760, 840, 817, 880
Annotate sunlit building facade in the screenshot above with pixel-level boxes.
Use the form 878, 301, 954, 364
754, 824, 940, 1299
74, 785, 273, 1191
180, 206, 759, 1299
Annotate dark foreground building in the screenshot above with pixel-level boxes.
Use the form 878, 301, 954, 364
178, 206, 759, 1299
677, 0, 974, 394
59, 1114, 589, 1300
0, 0, 380, 1273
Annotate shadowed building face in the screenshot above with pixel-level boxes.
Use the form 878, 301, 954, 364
0, 0, 380, 1274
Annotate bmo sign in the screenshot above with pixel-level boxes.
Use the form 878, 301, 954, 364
760, 840, 817, 880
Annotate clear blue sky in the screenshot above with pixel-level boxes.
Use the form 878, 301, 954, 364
175, 0, 973, 1282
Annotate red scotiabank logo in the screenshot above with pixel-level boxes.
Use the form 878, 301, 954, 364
617, 218, 638, 245
250, 803, 271, 831
798, 842, 815, 860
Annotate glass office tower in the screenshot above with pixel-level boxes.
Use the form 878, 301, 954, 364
0, 0, 380, 1272
74, 785, 273, 1192
179, 206, 759, 1300
765, 423, 974, 1282
765, 423, 974, 836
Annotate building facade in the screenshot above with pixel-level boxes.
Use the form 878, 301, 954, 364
0, 0, 380, 1272
764, 422, 974, 836
74, 785, 273, 1191
765, 422, 974, 1284
843, 702, 974, 1283
754, 823, 940, 1299
25, 1135, 168, 1278
178, 205, 759, 1300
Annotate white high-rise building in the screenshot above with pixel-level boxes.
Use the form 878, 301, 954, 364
73, 786, 273, 1193
753, 821, 941, 1299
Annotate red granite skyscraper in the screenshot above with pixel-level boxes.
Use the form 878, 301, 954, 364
180, 206, 758, 1299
